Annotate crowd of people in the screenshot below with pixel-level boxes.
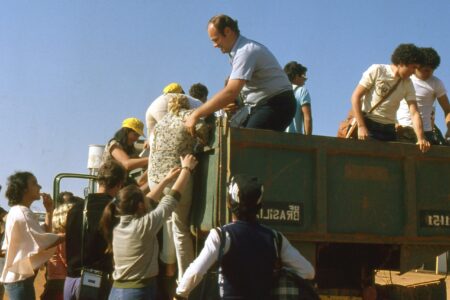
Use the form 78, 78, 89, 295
0, 12, 449, 300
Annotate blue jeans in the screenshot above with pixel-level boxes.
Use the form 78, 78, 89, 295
63, 276, 81, 300
4, 276, 35, 300
108, 280, 157, 300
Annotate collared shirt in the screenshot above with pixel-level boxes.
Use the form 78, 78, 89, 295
1, 206, 59, 283
176, 225, 315, 297
229, 35, 292, 106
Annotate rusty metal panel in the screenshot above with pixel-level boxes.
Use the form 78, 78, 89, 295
327, 154, 404, 236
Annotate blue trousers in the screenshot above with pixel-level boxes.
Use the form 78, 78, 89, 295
4, 276, 36, 300
108, 280, 157, 300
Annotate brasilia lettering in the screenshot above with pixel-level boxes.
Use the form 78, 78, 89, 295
258, 206, 301, 221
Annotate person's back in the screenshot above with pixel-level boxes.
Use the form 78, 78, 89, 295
220, 221, 276, 300
175, 174, 315, 300
65, 193, 113, 277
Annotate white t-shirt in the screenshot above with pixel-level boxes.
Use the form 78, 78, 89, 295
397, 75, 447, 131
359, 64, 416, 124
1, 206, 59, 283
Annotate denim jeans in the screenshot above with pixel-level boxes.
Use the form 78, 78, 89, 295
63, 276, 80, 300
108, 280, 157, 300
4, 276, 35, 300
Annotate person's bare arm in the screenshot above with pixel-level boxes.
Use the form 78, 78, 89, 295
111, 147, 148, 171
407, 101, 430, 153
437, 94, 450, 138
301, 104, 312, 135
185, 79, 245, 136
351, 85, 369, 140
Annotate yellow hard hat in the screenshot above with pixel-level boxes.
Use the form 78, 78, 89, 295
163, 82, 184, 94
122, 117, 144, 136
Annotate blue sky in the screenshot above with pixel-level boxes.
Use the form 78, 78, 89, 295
1, 0, 450, 210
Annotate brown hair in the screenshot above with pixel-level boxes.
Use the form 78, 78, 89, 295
5, 172, 35, 206
100, 185, 144, 252
208, 14, 240, 36
97, 160, 127, 190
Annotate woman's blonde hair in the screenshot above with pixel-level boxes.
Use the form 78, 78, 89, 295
168, 94, 190, 116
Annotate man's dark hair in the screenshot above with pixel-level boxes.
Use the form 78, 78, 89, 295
97, 160, 126, 190
284, 61, 308, 82
209, 14, 240, 36
5, 171, 35, 206
56, 191, 74, 205
420, 47, 440, 69
189, 83, 209, 102
391, 44, 424, 65
227, 174, 263, 222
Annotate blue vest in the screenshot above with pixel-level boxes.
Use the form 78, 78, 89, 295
220, 221, 276, 300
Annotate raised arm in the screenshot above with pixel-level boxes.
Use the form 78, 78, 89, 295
185, 79, 245, 136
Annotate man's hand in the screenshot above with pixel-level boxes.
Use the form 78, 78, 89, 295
357, 126, 369, 140
41, 193, 54, 212
416, 138, 431, 153
223, 102, 239, 115
185, 113, 199, 137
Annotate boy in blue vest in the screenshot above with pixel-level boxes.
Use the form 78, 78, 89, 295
175, 174, 314, 299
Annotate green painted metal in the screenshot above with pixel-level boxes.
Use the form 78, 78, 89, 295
192, 124, 450, 242
191, 123, 450, 276
52, 173, 96, 204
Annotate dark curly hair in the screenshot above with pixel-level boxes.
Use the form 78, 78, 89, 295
97, 160, 127, 190
284, 61, 308, 82
391, 44, 424, 65
189, 83, 209, 102
419, 47, 440, 69
109, 127, 136, 156
5, 172, 35, 206
209, 14, 240, 36
56, 191, 74, 205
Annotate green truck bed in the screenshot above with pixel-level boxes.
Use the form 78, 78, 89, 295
191, 123, 450, 284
